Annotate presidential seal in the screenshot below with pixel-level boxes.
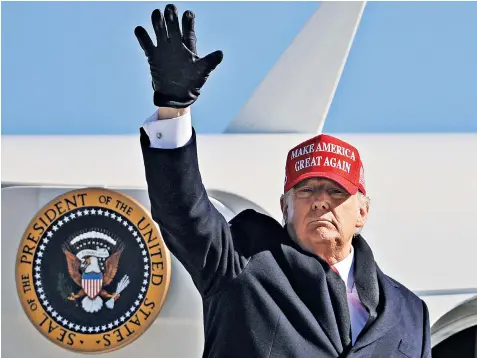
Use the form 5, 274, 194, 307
15, 188, 171, 353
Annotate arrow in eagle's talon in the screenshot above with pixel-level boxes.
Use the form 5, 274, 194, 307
67, 292, 79, 301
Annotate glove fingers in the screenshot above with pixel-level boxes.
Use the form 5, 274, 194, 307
164, 4, 182, 42
152, 9, 167, 44
134, 26, 154, 56
196, 50, 223, 76
182, 10, 197, 54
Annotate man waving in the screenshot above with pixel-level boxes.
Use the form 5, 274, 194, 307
135, 4, 431, 357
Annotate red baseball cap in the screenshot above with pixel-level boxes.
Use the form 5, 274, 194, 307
284, 134, 366, 195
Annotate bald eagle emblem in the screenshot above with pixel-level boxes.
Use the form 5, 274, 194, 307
63, 230, 130, 313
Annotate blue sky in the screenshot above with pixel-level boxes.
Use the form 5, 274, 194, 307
2, 1, 476, 134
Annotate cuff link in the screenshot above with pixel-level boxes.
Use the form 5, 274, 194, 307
156, 132, 162, 139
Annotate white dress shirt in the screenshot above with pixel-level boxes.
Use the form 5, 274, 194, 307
142, 109, 369, 345
142, 109, 193, 149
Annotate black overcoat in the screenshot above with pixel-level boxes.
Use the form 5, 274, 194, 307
140, 129, 431, 358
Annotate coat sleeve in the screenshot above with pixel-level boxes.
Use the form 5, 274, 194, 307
421, 300, 432, 358
139, 128, 251, 297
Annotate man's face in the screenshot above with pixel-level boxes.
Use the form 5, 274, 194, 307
280, 178, 368, 261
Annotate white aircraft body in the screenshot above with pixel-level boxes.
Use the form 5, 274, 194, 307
2, 2, 477, 357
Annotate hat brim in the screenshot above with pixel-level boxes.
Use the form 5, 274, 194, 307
285, 171, 359, 195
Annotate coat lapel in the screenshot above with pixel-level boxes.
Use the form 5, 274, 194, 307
352, 236, 380, 323
351, 267, 403, 352
279, 239, 344, 355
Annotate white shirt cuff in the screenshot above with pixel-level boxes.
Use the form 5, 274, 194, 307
142, 109, 193, 149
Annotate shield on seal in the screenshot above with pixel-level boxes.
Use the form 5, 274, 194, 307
82, 272, 103, 299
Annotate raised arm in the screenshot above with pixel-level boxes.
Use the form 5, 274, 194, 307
135, 4, 250, 297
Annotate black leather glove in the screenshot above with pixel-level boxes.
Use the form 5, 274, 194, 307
135, 4, 223, 108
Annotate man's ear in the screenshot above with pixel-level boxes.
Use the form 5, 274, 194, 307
355, 203, 369, 229
280, 194, 287, 217
280, 194, 288, 225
